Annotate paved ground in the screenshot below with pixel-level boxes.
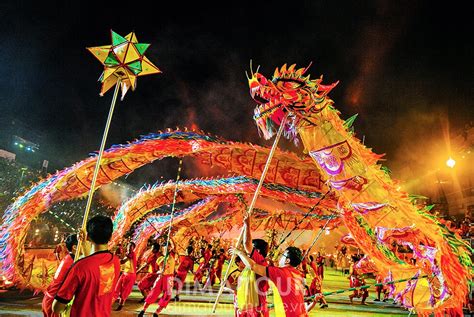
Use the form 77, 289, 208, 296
1, 267, 470, 316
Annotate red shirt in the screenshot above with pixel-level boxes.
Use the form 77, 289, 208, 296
251, 249, 269, 293
266, 266, 307, 317
146, 252, 159, 273
204, 249, 212, 262
55, 250, 120, 317
177, 255, 194, 273
45, 253, 74, 298
122, 250, 137, 274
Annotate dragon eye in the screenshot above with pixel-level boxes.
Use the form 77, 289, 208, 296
257, 74, 267, 85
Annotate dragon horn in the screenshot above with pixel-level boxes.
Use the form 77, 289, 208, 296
303, 61, 313, 74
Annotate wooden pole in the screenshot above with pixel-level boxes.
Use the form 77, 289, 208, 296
212, 115, 288, 313
161, 159, 183, 270
74, 79, 121, 261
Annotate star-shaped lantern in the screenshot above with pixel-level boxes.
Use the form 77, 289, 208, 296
87, 30, 161, 99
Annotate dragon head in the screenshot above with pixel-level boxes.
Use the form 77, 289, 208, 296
248, 63, 339, 140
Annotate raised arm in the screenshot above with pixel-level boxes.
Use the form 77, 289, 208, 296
242, 214, 253, 254
229, 247, 266, 277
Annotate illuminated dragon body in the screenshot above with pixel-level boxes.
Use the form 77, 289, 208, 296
0, 130, 335, 290
248, 63, 472, 315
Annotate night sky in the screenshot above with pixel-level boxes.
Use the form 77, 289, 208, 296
1, 1, 473, 191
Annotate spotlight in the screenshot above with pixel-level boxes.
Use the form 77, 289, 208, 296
446, 157, 456, 168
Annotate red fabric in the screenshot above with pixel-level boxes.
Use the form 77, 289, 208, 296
42, 294, 58, 317
55, 251, 120, 317
215, 254, 226, 280
204, 249, 212, 262
251, 249, 269, 317
301, 258, 308, 275
114, 272, 136, 302
146, 252, 159, 273
145, 274, 173, 308
194, 250, 211, 283
266, 266, 307, 317
177, 255, 194, 274
310, 261, 318, 275
227, 269, 241, 317
309, 275, 322, 295
316, 256, 324, 279
126, 250, 137, 273
175, 255, 193, 290
175, 271, 187, 291
42, 253, 74, 317
138, 273, 158, 293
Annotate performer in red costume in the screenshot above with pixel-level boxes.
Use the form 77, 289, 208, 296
53, 234, 68, 262
232, 245, 308, 316
307, 273, 328, 309
301, 250, 309, 277
174, 246, 195, 301
138, 245, 176, 317
194, 244, 212, 285
374, 273, 389, 302
214, 248, 227, 285
137, 243, 161, 302
348, 255, 368, 305
113, 241, 137, 311
315, 251, 325, 279
240, 214, 270, 317
42, 234, 77, 317
224, 256, 245, 317
52, 216, 121, 317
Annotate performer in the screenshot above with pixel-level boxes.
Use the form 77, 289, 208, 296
194, 244, 212, 285
115, 239, 125, 258
231, 246, 308, 316
52, 215, 121, 317
138, 245, 176, 317
300, 250, 308, 277
53, 234, 68, 262
137, 242, 161, 302
42, 234, 77, 317
174, 246, 195, 301
113, 241, 137, 311
374, 272, 389, 302
224, 256, 245, 316
203, 249, 218, 289
309, 255, 318, 278
214, 248, 227, 285
315, 251, 325, 279
307, 273, 328, 309
348, 255, 368, 305
241, 213, 269, 317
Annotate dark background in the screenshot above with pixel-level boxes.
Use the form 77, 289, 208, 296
1, 0, 472, 190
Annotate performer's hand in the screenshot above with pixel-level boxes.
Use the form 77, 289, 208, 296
77, 228, 86, 242
228, 246, 243, 258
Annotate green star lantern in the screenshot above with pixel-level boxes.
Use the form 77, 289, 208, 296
87, 30, 161, 99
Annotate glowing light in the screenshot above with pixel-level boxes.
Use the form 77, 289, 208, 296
35, 229, 39, 233
325, 228, 330, 235
446, 157, 456, 168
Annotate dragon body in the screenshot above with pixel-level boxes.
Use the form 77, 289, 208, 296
0, 130, 333, 290
248, 63, 472, 315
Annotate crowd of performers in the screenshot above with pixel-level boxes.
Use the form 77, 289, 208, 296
39, 212, 473, 317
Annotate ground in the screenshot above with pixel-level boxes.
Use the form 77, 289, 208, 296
0, 267, 430, 316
